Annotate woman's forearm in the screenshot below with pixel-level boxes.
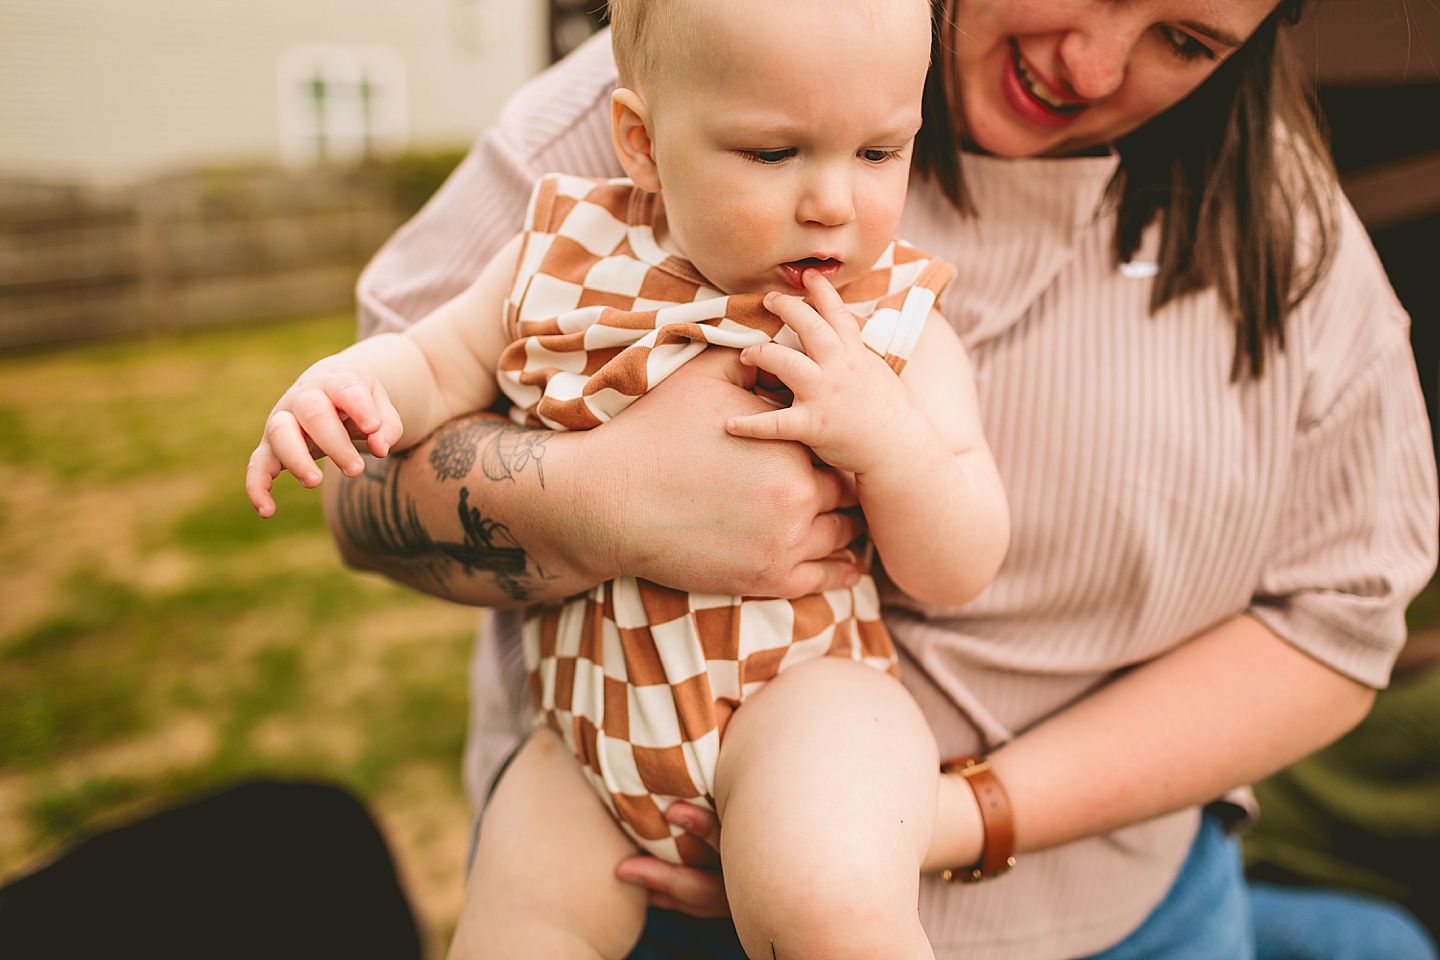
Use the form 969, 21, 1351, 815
323, 412, 612, 607
322, 350, 874, 608
989, 614, 1375, 854
925, 614, 1376, 873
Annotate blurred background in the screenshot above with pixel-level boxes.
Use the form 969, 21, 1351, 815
0, 0, 1435, 956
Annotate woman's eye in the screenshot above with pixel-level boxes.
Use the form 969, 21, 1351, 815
1159, 25, 1216, 61
742, 148, 796, 164
860, 148, 903, 163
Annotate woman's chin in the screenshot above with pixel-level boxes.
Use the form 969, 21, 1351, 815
963, 119, 1104, 159
959, 107, 1045, 158
963, 127, 1050, 159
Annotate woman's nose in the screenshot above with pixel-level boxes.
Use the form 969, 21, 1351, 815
1057, 22, 1132, 101
797, 166, 856, 227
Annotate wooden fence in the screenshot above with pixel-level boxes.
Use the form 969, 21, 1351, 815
0, 166, 412, 351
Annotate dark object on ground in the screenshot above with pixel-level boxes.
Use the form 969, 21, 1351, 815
0, 780, 423, 960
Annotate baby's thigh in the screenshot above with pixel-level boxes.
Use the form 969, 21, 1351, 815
450, 729, 647, 960
713, 659, 939, 941
716, 656, 938, 819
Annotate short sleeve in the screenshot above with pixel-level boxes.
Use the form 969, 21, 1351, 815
1249, 205, 1438, 687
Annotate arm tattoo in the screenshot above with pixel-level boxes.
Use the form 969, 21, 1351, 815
335, 444, 546, 602
428, 416, 549, 487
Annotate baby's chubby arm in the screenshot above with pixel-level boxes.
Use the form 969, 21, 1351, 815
245, 235, 523, 517
727, 270, 1009, 605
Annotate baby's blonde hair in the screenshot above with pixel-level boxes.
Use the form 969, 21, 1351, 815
609, 0, 930, 94
606, 0, 701, 92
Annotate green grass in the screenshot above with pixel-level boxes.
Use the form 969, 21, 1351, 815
0, 316, 478, 955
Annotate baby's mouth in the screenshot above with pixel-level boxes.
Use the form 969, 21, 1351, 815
779, 258, 843, 288
1010, 41, 1087, 116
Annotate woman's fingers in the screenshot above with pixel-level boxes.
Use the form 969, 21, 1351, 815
612, 802, 730, 918
614, 856, 731, 919
666, 801, 722, 856
774, 510, 866, 596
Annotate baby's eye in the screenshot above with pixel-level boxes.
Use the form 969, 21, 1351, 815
1158, 25, 1216, 62
860, 148, 904, 163
741, 148, 797, 164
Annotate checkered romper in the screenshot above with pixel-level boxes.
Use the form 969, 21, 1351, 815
498, 174, 954, 864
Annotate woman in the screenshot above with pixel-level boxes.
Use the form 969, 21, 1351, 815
326, 0, 1438, 956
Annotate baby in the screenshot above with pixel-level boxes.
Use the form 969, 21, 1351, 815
247, 0, 1009, 957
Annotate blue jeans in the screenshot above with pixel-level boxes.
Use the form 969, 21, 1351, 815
1080, 812, 1251, 960
627, 812, 1439, 959
1249, 882, 1438, 960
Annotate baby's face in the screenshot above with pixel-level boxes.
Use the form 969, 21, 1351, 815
641, 0, 931, 296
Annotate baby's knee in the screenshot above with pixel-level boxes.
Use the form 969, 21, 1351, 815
732, 859, 926, 960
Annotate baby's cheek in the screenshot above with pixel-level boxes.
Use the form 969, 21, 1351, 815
860, 191, 907, 233
722, 209, 783, 248
863, 213, 908, 267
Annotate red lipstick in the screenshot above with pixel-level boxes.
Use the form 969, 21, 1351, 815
1001, 40, 1086, 130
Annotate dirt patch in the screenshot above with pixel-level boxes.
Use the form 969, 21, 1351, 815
375, 764, 473, 957
0, 467, 213, 640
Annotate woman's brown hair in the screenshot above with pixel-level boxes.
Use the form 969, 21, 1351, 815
914, 0, 1336, 379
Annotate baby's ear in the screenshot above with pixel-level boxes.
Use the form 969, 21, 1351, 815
611, 88, 661, 192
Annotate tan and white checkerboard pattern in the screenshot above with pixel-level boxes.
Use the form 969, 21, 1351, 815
502, 174, 955, 864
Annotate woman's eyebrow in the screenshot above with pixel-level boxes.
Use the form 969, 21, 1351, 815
1179, 19, 1247, 49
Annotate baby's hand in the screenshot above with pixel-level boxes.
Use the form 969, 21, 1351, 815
244, 359, 403, 518
726, 270, 918, 475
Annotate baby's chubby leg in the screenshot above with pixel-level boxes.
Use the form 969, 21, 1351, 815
715, 658, 939, 960
447, 728, 648, 960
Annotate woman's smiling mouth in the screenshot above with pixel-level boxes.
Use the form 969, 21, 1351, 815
1009, 40, 1087, 117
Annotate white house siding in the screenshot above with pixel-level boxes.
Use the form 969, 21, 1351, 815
0, 0, 546, 185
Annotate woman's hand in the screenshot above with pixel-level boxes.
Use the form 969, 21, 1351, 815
614, 802, 731, 918
578, 346, 867, 599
